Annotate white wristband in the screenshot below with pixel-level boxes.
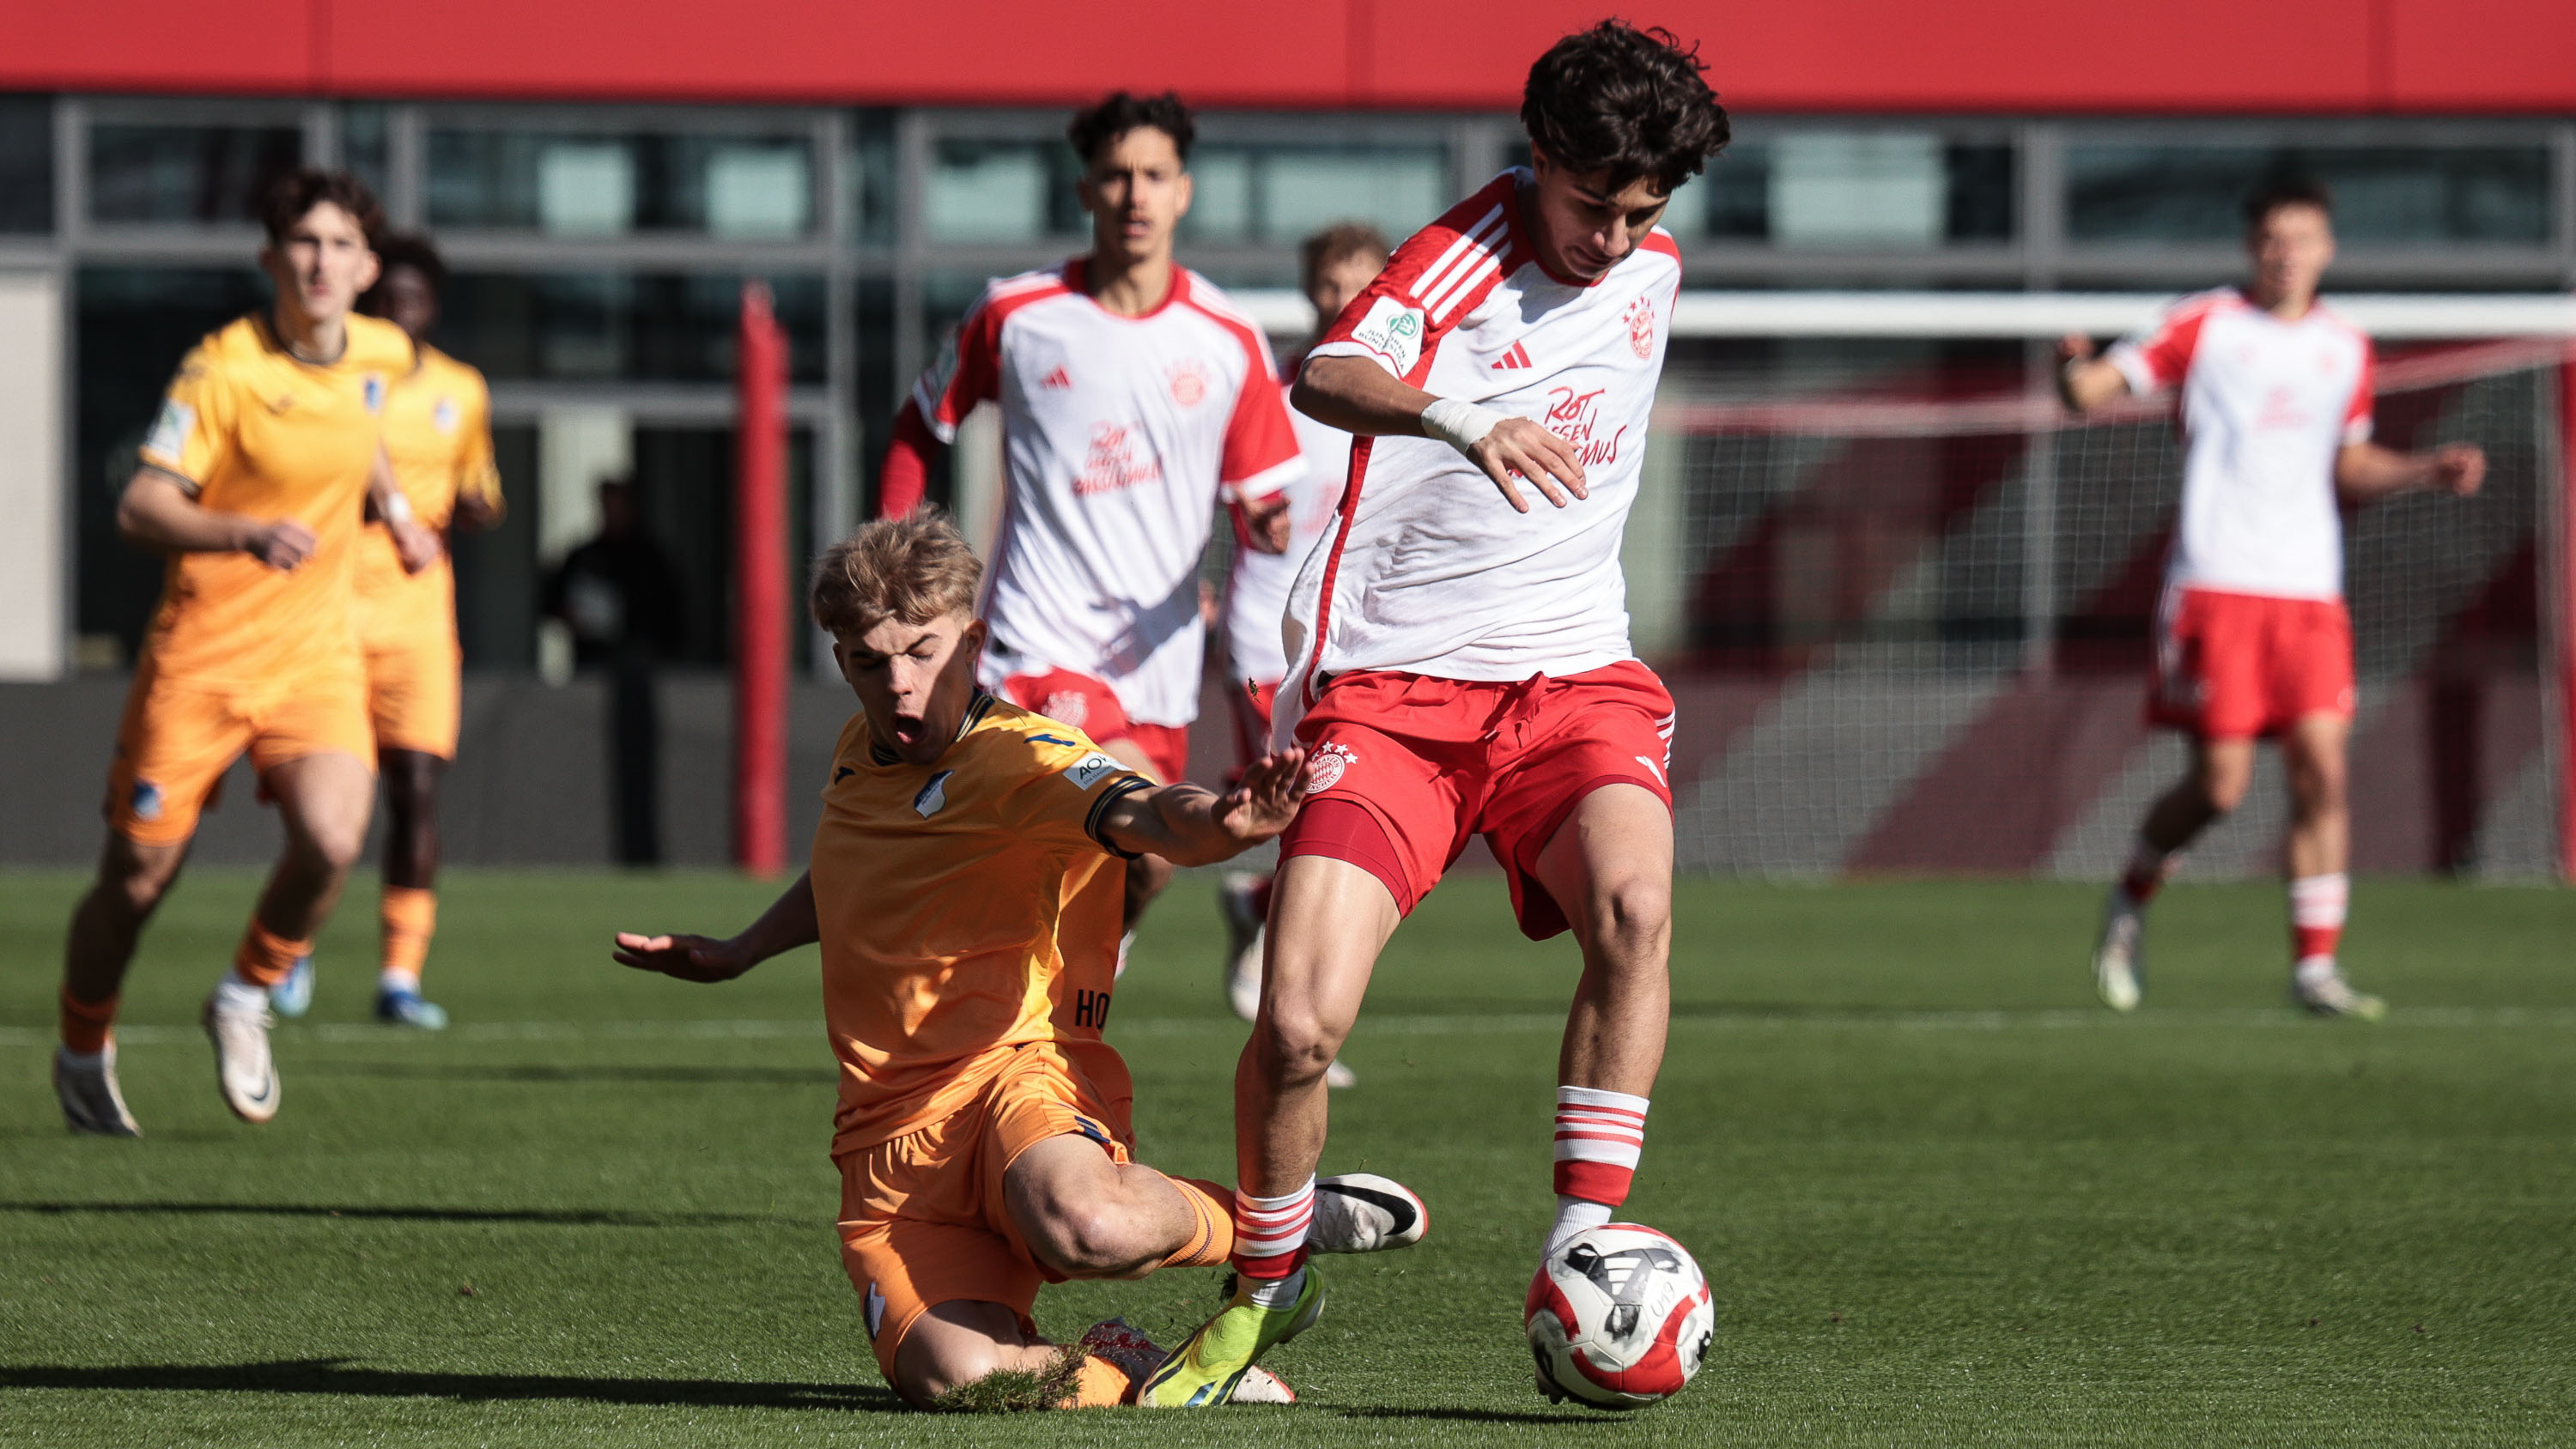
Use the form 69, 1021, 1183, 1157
1419, 397, 1504, 456
382, 491, 414, 526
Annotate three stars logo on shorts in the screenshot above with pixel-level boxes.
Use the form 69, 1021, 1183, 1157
1308, 741, 1360, 791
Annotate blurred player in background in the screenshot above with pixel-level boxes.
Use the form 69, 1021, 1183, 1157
612, 513, 1420, 1409
269, 232, 502, 1030
2061, 178, 2485, 1021
1214, 223, 1388, 1087
878, 90, 1301, 971
1145, 22, 1727, 1404
52, 170, 437, 1135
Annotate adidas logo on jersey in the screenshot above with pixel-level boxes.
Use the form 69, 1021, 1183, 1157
1491, 342, 1534, 371
1041, 365, 1072, 390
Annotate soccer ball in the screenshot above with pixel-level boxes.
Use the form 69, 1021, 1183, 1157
1524, 1223, 1714, 1410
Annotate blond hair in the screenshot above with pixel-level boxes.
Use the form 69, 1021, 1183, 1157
808, 510, 982, 636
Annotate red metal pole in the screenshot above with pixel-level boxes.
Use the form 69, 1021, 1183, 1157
2555, 352, 2576, 882
734, 283, 789, 876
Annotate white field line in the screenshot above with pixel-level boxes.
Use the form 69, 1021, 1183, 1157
3, 1006, 2571, 1052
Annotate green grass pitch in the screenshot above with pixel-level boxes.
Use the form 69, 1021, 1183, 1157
3, 867, 2572, 1445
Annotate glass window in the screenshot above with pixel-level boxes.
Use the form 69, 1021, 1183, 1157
2066, 144, 2552, 245
341, 103, 392, 206
436, 271, 827, 384
0, 96, 52, 233
88, 124, 302, 225
76, 266, 272, 656
844, 111, 897, 245
1179, 143, 1447, 246
428, 129, 818, 237
1671, 136, 2014, 248
927, 141, 1069, 242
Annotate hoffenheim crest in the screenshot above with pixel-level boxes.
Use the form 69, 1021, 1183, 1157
363, 374, 386, 413
912, 770, 954, 818
131, 780, 163, 822
433, 397, 459, 433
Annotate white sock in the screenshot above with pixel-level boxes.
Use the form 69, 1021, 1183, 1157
1545, 1196, 1615, 1255
214, 973, 269, 1014
1245, 1265, 1306, 1309
379, 968, 421, 994
2294, 954, 2340, 989
59, 1046, 108, 1070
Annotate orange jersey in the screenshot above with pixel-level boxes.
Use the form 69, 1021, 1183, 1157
811, 691, 1150, 1157
136, 312, 415, 688
352, 345, 501, 652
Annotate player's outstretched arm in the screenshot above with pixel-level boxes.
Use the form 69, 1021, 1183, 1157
2057, 336, 2131, 414
116, 466, 317, 569
1295, 355, 1588, 513
1097, 748, 1309, 867
614, 870, 819, 984
2336, 440, 2486, 506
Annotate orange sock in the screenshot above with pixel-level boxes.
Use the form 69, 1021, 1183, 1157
233, 919, 311, 988
1158, 1176, 1237, 1270
380, 885, 437, 982
1066, 1354, 1131, 1408
59, 985, 118, 1054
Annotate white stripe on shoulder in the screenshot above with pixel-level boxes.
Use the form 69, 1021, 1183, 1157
1424, 249, 1505, 323
1410, 204, 1506, 307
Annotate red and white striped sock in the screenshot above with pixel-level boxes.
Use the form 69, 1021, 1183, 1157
2289, 872, 2348, 974
1230, 1177, 1314, 1300
1552, 1085, 1649, 1206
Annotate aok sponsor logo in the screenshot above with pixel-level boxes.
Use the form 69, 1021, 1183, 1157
1543, 385, 1628, 469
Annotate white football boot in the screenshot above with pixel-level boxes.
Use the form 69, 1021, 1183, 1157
1309, 1173, 1428, 1255
2092, 887, 2145, 1012
2293, 961, 2387, 1022
55, 1045, 142, 1137
202, 989, 281, 1124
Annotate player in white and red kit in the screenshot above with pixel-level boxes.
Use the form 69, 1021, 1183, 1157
878, 92, 1300, 952
1140, 23, 1729, 1406
1215, 223, 1388, 1040
2061, 177, 2484, 1020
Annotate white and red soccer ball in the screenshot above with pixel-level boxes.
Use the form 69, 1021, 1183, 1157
1525, 1223, 1713, 1410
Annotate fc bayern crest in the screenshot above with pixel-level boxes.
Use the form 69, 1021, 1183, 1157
1169, 361, 1209, 407
1308, 741, 1358, 791
1624, 297, 1656, 361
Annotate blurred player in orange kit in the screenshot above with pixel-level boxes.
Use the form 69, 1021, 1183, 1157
612, 513, 1422, 1409
878, 91, 1301, 972
1214, 223, 1388, 1085
52, 169, 440, 1136
264, 232, 502, 1031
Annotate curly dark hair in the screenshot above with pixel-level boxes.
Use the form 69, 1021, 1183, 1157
2244, 174, 2334, 229
369, 232, 447, 294
259, 167, 384, 247
1521, 20, 1730, 196
1066, 90, 1196, 168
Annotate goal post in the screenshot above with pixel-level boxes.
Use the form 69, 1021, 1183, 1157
1588, 290, 2576, 882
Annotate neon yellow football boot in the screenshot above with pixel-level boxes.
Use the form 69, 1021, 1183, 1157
1135, 1267, 1326, 1408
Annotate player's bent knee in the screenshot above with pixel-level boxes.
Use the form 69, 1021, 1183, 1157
1257, 1006, 1348, 1086
1022, 1197, 1151, 1277
1588, 874, 1672, 949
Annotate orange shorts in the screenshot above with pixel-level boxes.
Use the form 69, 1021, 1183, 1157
105, 652, 374, 846
835, 1040, 1135, 1381
363, 627, 462, 758
2150, 586, 2356, 741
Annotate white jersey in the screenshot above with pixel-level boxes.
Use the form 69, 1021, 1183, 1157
913, 259, 1303, 726
1224, 379, 1351, 686
1280, 169, 1681, 736
2108, 287, 2375, 602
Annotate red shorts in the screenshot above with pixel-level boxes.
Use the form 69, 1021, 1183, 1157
1229, 678, 1281, 773
1279, 662, 1675, 941
2150, 586, 2356, 741
997, 669, 1189, 783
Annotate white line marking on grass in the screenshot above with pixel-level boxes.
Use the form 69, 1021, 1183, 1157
3, 1005, 2570, 1052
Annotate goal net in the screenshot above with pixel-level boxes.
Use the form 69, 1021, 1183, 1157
1632, 306, 2570, 882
